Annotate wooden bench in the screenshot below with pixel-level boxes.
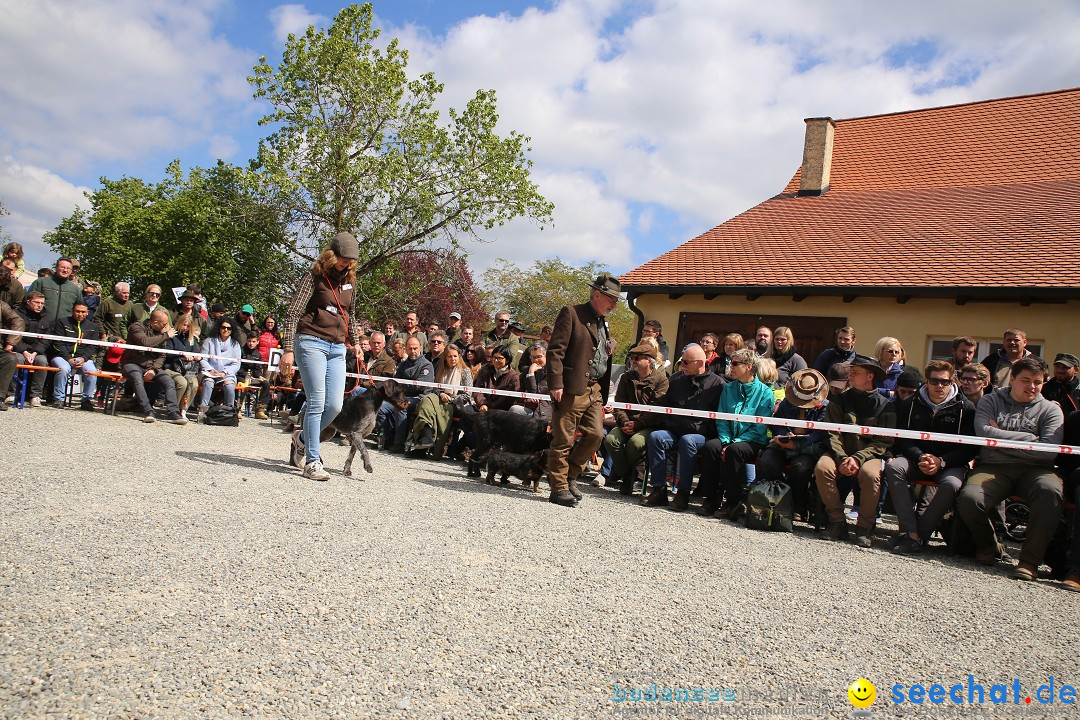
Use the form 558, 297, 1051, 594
12, 364, 58, 409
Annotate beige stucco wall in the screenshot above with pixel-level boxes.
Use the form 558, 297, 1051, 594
633, 293, 1080, 367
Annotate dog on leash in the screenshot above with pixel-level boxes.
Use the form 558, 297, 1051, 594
483, 449, 548, 493
319, 380, 408, 477
467, 408, 551, 478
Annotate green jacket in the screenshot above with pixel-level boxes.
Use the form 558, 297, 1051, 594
28, 274, 82, 326
824, 387, 896, 464
97, 296, 135, 340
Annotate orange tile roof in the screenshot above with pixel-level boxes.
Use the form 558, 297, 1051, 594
622, 87, 1080, 296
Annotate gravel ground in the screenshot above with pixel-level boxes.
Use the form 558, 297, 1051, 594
1, 405, 1077, 720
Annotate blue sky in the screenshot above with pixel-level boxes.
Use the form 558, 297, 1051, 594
2, 1, 1079, 276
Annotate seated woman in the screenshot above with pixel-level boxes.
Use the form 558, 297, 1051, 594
464, 343, 487, 381
240, 332, 268, 417
603, 341, 669, 496
770, 326, 808, 386
874, 336, 908, 399
755, 369, 831, 524
197, 319, 241, 420
407, 343, 473, 458
461, 346, 520, 476
162, 313, 201, 421
698, 347, 776, 517
711, 332, 744, 377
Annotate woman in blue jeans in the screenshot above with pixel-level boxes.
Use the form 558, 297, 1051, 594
278, 232, 360, 481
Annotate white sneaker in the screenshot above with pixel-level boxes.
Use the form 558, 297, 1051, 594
29, 397, 41, 408
290, 430, 306, 469
142, 414, 156, 423
302, 460, 330, 481
180, 409, 188, 421
590, 475, 606, 487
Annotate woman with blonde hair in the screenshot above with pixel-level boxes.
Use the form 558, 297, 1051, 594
407, 343, 473, 458
278, 232, 361, 480
163, 312, 202, 420
769, 326, 807, 385
711, 332, 745, 376
874, 336, 908, 398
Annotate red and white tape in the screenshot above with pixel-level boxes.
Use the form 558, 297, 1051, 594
5, 329, 1073, 455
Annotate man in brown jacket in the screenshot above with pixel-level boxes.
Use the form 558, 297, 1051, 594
545, 273, 621, 507
0, 300, 26, 411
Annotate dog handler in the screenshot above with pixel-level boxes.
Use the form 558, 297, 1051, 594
545, 273, 621, 507
279, 232, 361, 480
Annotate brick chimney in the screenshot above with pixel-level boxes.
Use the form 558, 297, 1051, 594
798, 117, 835, 196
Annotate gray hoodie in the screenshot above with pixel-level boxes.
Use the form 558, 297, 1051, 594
975, 387, 1064, 465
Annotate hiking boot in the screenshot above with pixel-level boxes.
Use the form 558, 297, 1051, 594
640, 485, 668, 507
974, 543, 1001, 566
669, 493, 689, 512
1062, 571, 1080, 593
890, 535, 921, 555
549, 489, 578, 507
255, 405, 269, 420
302, 460, 330, 481
853, 525, 873, 548
290, 430, 306, 468
718, 500, 742, 521
824, 520, 849, 541
412, 426, 436, 451
567, 479, 583, 501
80, 398, 95, 412
696, 497, 722, 517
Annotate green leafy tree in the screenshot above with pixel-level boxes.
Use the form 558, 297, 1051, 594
248, 3, 553, 286
45, 161, 297, 314
481, 258, 636, 352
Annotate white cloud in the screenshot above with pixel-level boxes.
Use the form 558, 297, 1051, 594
268, 3, 328, 46
386, 0, 1080, 272
0, 156, 91, 267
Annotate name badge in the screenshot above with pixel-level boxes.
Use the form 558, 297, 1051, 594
341, 283, 353, 291
326, 305, 339, 315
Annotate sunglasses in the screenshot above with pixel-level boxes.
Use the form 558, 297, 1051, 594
147, 292, 161, 297
926, 377, 952, 386
220, 326, 233, 331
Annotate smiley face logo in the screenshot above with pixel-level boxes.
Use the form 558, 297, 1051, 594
848, 678, 876, 708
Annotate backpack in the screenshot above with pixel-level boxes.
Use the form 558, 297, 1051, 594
202, 404, 239, 427
745, 480, 794, 532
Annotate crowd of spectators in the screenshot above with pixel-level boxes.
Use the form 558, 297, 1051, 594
2, 249, 1076, 593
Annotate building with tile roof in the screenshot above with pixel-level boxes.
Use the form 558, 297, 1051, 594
620, 87, 1080, 367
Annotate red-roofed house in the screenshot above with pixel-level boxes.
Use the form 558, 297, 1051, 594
620, 87, 1080, 366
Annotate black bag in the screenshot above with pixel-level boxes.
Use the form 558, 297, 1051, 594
745, 480, 794, 532
202, 404, 239, 427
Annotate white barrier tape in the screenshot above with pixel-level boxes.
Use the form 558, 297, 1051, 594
8, 325, 1072, 455
3, 329, 269, 365
347, 372, 1078, 456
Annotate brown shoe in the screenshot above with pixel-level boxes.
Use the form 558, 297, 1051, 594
1010, 561, 1038, 581
549, 489, 578, 507
974, 544, 1000, 566
1062, 572, 1080, 592
567, 479, 583, 501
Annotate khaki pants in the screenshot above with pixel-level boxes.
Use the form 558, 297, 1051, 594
815, 454, 883, 530
546, 383, 605, 492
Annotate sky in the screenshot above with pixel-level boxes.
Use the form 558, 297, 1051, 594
2, 0, 1080, 276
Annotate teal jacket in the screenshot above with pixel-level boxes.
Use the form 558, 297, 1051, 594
715, 377, 775, 446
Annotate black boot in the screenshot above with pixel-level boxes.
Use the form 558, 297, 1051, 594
640, 485, 668, 507
412, 425, 435, 451
696, 496, 721, 516
619, 469, 637, 496
670, 492, 690, 512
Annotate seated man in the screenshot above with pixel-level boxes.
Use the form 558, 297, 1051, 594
122, 309, 186, 424
884, 360, 977, 554
0, 300, 25, 411
641, 344, 724, 508
376, 336, 433, 451
814, 355, 896, 547
957, 356, 1064, 580
1042, 352, 1080, 416
367, 331, 397, 379
49, 300, 102, 411
755, 369, 831, 525
0, 258, 25, 308
604, 341, 668, 495
699, 347, 776, 516
958, 362, 991, 406
12, 292, 52, 406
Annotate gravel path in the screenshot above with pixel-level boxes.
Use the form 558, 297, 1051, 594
1, 406, 1076, 719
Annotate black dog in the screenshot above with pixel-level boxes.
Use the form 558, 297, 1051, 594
319, 380, 408, 477
483, 449, 548, 493
467, 408, 551, 478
